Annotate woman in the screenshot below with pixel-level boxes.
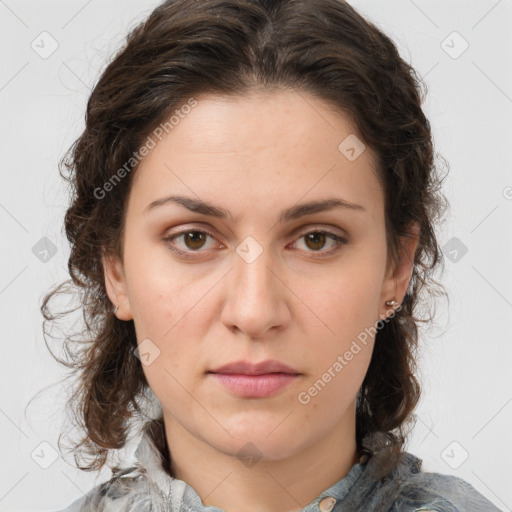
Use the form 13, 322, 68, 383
43, 0, 501, 510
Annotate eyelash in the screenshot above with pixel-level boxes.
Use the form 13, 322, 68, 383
162, 227, 348, 259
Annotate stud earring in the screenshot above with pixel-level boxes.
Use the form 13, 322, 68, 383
385, 300, 400, 308
113, 305, 119, 315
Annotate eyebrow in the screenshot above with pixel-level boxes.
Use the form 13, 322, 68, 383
143, 194, 366, 222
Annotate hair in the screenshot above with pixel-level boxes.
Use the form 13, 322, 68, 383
39, 0, 449, 480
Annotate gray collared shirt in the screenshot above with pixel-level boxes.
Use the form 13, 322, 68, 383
54, 425, 502, 512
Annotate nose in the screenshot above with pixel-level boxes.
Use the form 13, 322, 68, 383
220, 243, 291, 340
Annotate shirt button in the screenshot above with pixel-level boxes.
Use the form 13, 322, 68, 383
318, 496, 337, 512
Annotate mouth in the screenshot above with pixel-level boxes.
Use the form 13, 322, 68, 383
207, 359, 301, 398
208, 372, 300, 398
208, 359, 300, 376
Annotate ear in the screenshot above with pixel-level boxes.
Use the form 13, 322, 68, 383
102, 249, 133, 321
379, 221, 420, 319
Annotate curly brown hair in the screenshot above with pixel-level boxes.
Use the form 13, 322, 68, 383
39, 0, 449, 480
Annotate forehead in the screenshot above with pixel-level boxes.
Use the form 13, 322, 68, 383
128, 89, 383, 221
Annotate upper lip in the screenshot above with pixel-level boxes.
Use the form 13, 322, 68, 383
209, 359, 300, 375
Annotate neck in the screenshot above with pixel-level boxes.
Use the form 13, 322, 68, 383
163, 408, 359, 512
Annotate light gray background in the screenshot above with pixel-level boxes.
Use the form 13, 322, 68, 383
1, 1, 511, 511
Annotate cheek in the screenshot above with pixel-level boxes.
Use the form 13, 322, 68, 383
123, 258, 209, 371
298, 338, 374, 417
305, 265, 384, 341
123, 245, 185, 334
298, 264, 381, 397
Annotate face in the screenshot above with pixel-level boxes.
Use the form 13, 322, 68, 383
103, 89, 418, 463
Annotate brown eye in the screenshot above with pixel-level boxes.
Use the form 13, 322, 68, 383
304, 232, 327, 251
293, 230, 347, 254
162, 229, 218, 257
181, 231, 208, 250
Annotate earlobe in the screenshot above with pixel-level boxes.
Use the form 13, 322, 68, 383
380, 222, 420, 319
102, 250, 133, 321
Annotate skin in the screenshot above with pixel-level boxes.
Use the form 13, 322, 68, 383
103, 89, 419, 512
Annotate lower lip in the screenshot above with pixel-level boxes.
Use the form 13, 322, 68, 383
209, 372, 299, 398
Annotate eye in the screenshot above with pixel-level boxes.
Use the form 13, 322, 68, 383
163, 229, 219, 256
290, 229, 347, 255
162, 228, 347, 258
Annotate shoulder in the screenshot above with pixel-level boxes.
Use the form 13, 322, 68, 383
54, 421, 174, 512
389, 464, 502, 512
52, 469, 151, 512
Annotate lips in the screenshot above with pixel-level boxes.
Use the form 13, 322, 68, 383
208, 359, 300, 376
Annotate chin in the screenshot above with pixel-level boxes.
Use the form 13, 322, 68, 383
207, 423, 306, 463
